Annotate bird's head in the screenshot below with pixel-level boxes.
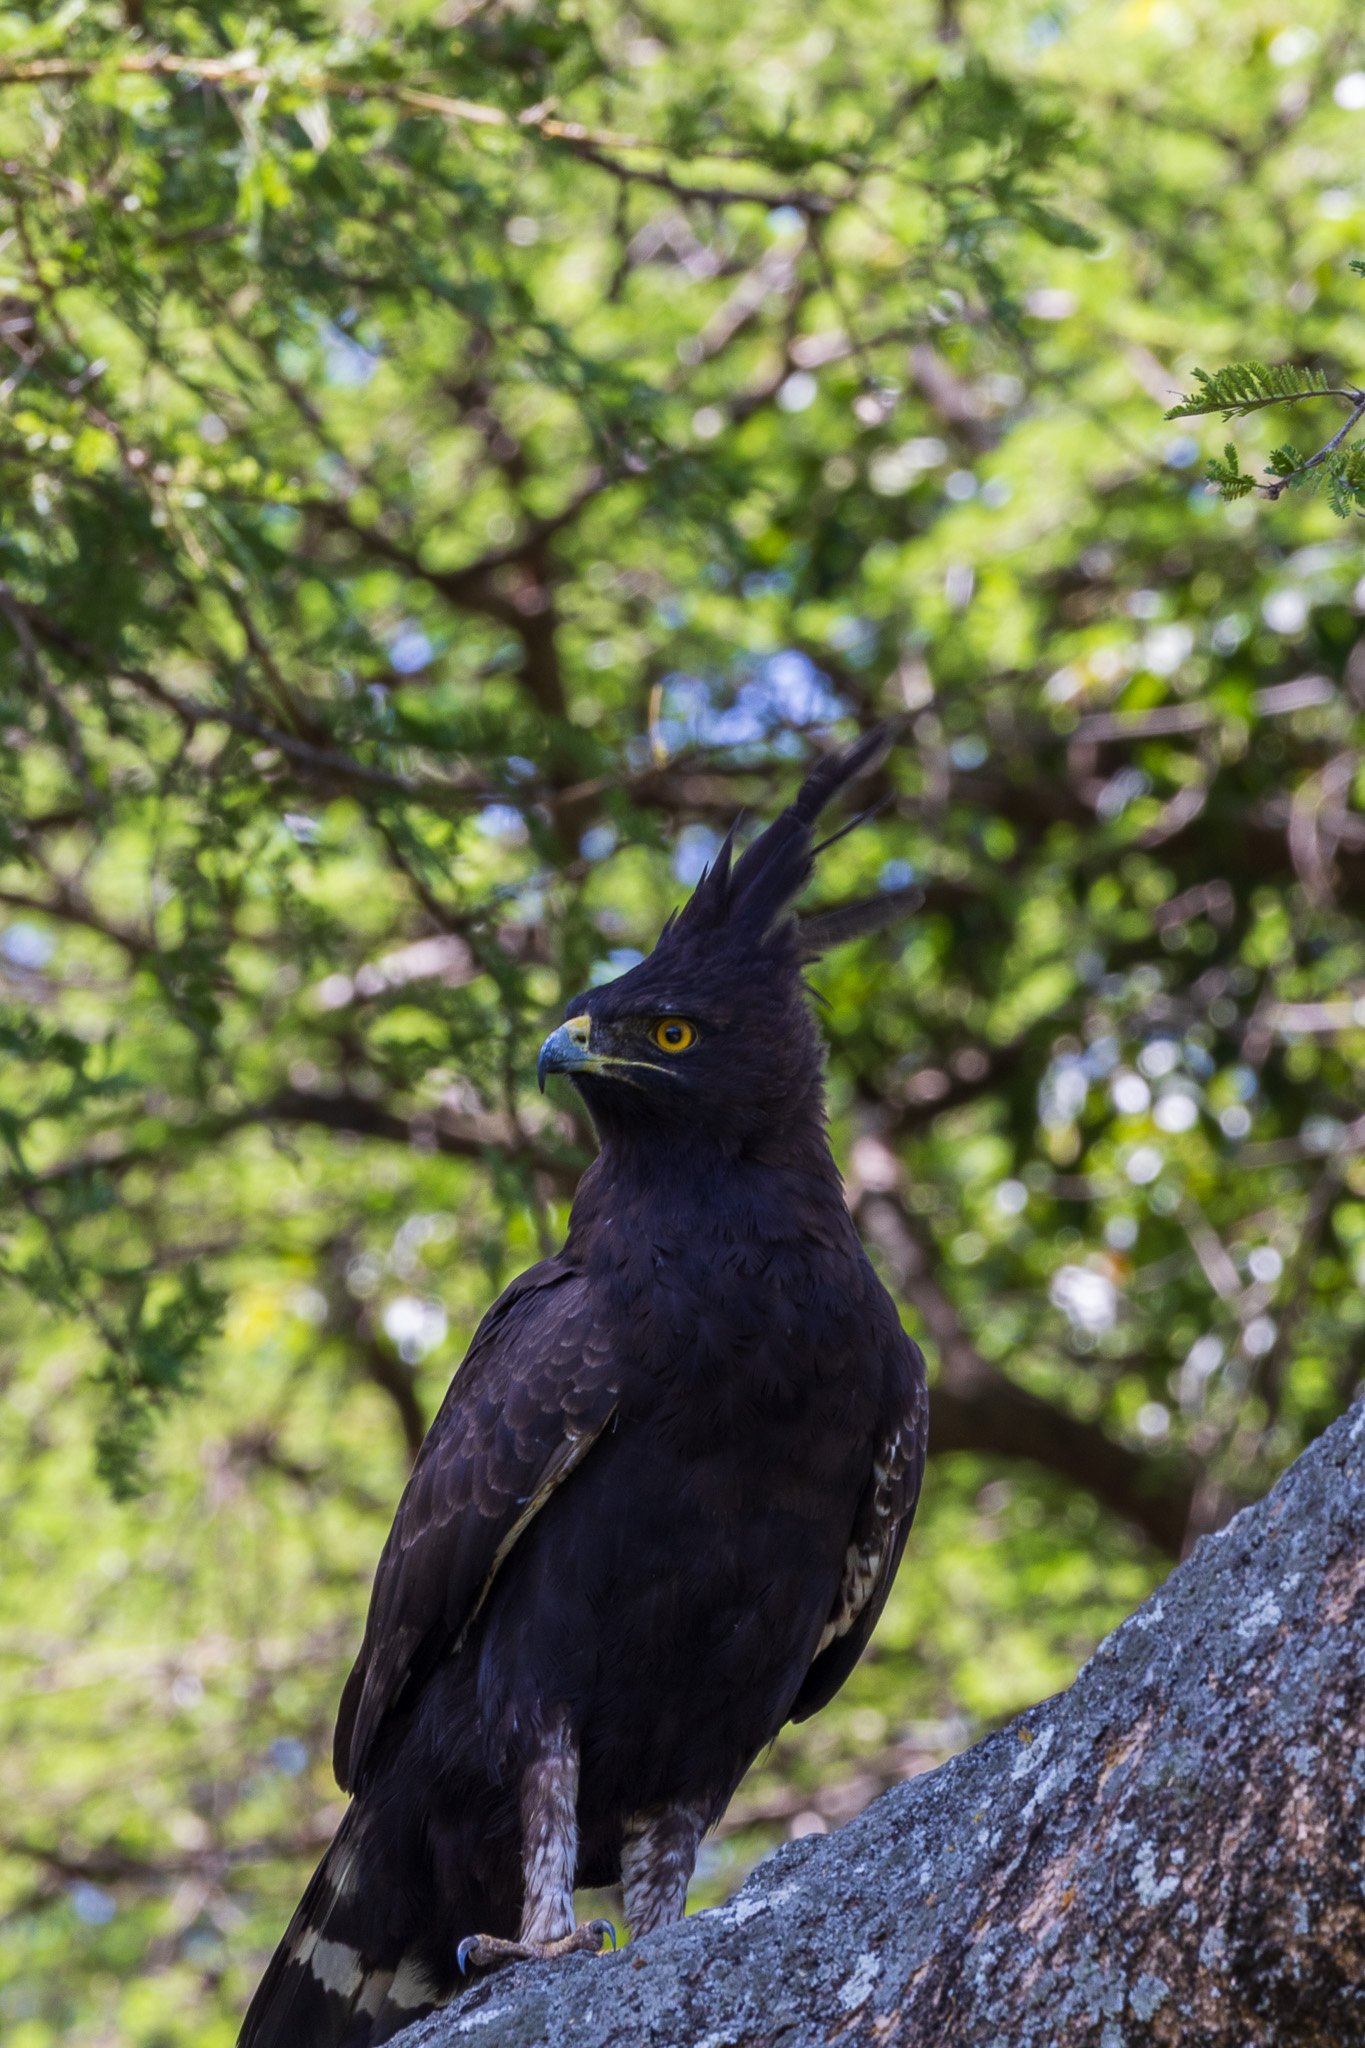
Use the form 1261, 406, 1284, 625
538, 728, 899, 1152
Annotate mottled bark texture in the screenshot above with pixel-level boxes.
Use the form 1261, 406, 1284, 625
395, 1401, 1365, 2048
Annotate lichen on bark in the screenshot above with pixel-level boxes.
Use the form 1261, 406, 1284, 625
396, 1401, 1365, 2048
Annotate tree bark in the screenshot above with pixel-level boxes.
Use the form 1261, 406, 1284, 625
395, 1401, 1365, 2048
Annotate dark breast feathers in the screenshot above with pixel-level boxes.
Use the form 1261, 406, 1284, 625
336, 1195, 926, 1822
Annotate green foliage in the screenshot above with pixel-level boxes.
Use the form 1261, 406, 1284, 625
93, 1268, 227, 1499
1205, 442, 1257, 499
1169, 271, 1365, 510
1166, 360, 1336, 421
2, 1, 1365, 2041
1323, 440, 1365, 516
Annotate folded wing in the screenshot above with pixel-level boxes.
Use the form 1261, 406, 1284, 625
790, 1331, 928, 1724
333, 1258, 618, 1793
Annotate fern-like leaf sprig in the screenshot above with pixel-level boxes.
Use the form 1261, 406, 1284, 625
1164, 274, 1365, 512
1165, 361, 1357, 421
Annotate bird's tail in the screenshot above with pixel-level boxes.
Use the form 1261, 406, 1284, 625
238, 1804, 455, 2048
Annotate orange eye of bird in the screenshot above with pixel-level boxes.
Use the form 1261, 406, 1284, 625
652, 1017, 697, 1053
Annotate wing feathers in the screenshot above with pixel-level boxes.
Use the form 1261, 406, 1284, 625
334, 1258, 617, 1792
451, 1410, 616, 1652
791, 1334, 927, 1723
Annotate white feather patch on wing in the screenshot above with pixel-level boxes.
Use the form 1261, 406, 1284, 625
355, 1969, 391, 2018
388, 1956, 441, 2008
289, 1925, 318, 1966
814, 1421, 912, 1655
309, 1937, 365, 1998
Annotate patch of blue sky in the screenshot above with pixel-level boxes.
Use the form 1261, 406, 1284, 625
69, 1883, 116, 1926
388, 625, 434, 674
476, 804, 529, 846
659, 651, 846, 753
579, 823, 618, 863
0, 921, 53, 968
825, 615, 879, 666
590, 948, 645, 985
674, 823, 722, 885
320, 322, 379, 387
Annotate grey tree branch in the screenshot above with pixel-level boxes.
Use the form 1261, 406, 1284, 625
394, 1399, 1365, 2048
1262, 389, 1365, 499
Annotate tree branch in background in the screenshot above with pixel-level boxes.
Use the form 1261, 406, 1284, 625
856, 1180, 1198, 1557
320, 1234, 427, 1466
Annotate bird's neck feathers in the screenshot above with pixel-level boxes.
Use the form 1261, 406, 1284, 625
570, 1073, 841, 1238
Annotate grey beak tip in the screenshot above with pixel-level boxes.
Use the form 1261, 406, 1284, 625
536, 1032, 561, 1093
537, 1019, 588, 1092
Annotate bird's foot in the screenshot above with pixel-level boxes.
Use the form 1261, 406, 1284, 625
458, 1920, 616, 1975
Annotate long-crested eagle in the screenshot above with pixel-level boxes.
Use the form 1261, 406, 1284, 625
240, 729, 928, 2047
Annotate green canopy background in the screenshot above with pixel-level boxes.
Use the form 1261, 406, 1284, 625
2, 2, 1364, 2039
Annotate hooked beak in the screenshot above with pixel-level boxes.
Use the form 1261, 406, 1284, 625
537, 1014, 594, 1092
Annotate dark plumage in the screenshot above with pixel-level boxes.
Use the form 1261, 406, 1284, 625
240, 730, 928, 2048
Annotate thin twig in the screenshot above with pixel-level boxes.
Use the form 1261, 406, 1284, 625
0, 51, 836, 212
1261, 389, 1365, 500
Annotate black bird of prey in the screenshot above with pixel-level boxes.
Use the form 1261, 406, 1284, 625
240, 729, 928, 2048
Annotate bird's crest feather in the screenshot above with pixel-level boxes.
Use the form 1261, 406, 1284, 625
669, 725, 895, 957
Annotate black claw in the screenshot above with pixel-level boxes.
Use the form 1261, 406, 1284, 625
590, 1918, 618, 1951
457, 1936, 479, 1976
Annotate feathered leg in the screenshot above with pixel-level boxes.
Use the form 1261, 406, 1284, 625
622, 1804, 706, 1936
457, 1721, 614, 1972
